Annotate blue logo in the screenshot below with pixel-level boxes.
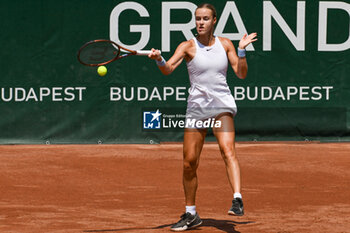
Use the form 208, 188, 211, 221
143, 109, 162, 129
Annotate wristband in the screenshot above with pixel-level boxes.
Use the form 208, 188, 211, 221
156, 56, 166, 66
237, 48, 246, 58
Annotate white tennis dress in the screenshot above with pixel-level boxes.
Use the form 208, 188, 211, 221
186, 36, 237, 121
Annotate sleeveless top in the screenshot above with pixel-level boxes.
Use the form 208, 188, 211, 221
186, 36, 237, 121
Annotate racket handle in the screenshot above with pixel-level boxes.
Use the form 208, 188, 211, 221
136, 50, 162, 56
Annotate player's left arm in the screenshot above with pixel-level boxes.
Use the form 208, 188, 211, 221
221, 33, 257, 80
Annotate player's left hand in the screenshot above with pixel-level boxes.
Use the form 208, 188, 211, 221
238, 33, 258, 49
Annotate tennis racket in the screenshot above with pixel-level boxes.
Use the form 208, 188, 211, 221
77, 39, 160, 67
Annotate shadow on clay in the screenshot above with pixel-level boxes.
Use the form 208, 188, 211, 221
83, 218, 255, 233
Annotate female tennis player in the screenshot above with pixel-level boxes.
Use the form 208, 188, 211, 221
149, 3, 257, 231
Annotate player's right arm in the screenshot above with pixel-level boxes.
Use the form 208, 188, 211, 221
149, 41, 192, 76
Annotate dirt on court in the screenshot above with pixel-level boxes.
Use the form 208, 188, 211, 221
0, 142, 349, 233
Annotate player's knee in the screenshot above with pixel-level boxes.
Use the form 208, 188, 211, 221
220, 146, 236, 161
183, 160, 198, 174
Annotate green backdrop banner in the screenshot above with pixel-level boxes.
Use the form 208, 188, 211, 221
0, 0, 349, 144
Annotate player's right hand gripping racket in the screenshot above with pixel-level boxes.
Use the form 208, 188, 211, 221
77, 39, 160, 67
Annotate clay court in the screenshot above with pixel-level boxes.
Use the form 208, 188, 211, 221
1, 142, 349, 233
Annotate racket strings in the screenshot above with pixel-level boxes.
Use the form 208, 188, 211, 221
78, 41, 120, 66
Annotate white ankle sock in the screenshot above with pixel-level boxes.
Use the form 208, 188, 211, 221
234, 192, 242, 199
186, 205, 196, 215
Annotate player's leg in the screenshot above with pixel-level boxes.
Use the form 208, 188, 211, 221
213, 113, 244, 216
170, 128, 206, 231
183, 127, 207, 206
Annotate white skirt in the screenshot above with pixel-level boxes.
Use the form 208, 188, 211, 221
186, 85, 237, 122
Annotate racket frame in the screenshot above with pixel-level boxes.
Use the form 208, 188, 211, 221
77, 39, 154, 67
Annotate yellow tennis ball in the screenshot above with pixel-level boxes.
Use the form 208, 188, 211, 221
97, 66, 107, 76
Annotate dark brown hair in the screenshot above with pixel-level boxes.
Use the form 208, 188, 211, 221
196, 3, 217, 18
